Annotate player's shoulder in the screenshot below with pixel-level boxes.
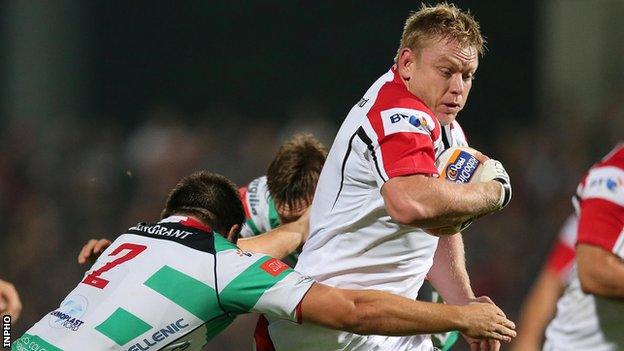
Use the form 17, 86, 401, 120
596, 143, 624, 170
578, 144, 624, 205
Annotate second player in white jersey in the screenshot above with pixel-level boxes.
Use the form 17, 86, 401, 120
544, 144, 624, 351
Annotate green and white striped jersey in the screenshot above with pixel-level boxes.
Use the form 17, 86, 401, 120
12, 216, 313, 351
239, 176, 280, 237
239, 176, 300, 264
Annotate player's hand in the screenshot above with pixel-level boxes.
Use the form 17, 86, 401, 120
0, 279, 22, 322
78, 238, 112, 265
457, 299, 516, 343
296, 207, 312, 244
475, 154, 512, 210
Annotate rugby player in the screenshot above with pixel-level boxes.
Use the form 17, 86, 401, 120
543, 143, 624, 350
12, 171, 515, 351
510, 215, 577, 351
0, 279, 22, 322
262, 3, 513, 351
79, 132, 464, 349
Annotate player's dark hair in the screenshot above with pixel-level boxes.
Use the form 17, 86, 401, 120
161, 171, 245, 237
266, 133, 327, 212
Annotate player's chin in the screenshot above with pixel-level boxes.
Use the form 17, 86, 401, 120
423, 225, 461, 237
434, 112, 458, 126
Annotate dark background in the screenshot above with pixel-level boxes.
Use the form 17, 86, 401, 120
2, 1, 622, 350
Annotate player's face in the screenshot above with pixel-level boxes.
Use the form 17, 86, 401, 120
401, 38, 478, 126
276, 199, 310, 224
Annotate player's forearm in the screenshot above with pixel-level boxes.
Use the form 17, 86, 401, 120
237, 222, 304, 259
383, 175, 501, 228
344, 290, 466, 335
511, 269, 564, 351
428, 234, 475, 305
578, 245, 624, 299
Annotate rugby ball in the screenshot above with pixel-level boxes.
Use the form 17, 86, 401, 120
425, 147, 483, 236
435, 146, 483, 184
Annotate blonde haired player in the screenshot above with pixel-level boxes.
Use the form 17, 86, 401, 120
260, 3, 512, 351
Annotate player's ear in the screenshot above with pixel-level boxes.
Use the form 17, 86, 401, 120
397, 47, 415, 81
226, 224, 240, 244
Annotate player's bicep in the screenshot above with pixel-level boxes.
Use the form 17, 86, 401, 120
218, 253, 312, 321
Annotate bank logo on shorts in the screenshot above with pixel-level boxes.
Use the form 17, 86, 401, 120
443, 150, 480, 183
48, 294, 88, 331
380, 108, 435, 136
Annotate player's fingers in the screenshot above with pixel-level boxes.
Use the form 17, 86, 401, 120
475, 152, 490, 163
78, 239, 97, 264
94, 239, 111, 254
495, 320, 517, 339
470, 341, 480, 351
489, 339, 502, 351
479, 339, 489, 351
486, 331, 510, 344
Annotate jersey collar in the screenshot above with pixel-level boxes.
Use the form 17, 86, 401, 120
159, 215, 213, 233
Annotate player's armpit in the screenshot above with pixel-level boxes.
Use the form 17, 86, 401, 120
577, 244, 624, 299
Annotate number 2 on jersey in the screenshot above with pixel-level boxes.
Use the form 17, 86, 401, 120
82, 243, 147, 289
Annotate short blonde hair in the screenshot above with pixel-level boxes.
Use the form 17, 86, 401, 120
395, 2, 485, 62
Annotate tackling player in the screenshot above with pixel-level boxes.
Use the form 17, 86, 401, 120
543, 143, 624, 350
262, 4, 513, 351
510, 215, 577, 351
12, 171, 516, 351
78, 132, 465, 349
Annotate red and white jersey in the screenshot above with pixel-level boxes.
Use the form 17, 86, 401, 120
545, 214, 578, 285
265, 67, 467, 351
545, 143, 624, 351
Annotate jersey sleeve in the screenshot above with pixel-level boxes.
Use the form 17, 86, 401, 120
576, 166, 624, 253
364, 94, 441, 186
217, 249, 314, 322
545, 215, 578, 281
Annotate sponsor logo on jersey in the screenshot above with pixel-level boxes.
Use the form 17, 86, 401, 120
236, 248, 253, 257
48, 294, 88, 331
247, 178, 261, 215
129, 223, 194, 239
444, 150, 480, 183
261, 258, 289, 276
127, 318, 190, 351
380, 108, 435, 136
588, 177, 624, 193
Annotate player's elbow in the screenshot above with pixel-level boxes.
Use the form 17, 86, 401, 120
579, 273, 601, 295
382, 178, 434, 225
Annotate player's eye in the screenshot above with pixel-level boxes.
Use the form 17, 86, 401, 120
438, 67, 452, 78
463, 73, 475, 82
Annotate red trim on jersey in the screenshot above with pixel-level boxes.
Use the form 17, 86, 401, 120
577, 198, 624, 252
545, 241, 575, 280
365, 67, 440, 179
180, 217, 212, 233
254, 315, 276, 351
239, 186, 252, 219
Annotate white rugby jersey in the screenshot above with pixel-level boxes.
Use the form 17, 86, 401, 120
545, 144, 624, 351
12, 216, 313, 351
265, 66, 468, 351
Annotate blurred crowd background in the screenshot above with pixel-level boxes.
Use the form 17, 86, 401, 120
1, 1, 623, 350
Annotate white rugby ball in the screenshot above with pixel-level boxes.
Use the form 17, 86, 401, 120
426, 146, 484, 236
435, 146, 483, 184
